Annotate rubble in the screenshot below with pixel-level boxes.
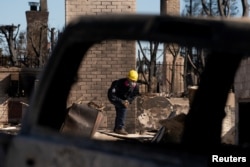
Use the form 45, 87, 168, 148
0, 124, 21, 135
0, 97, 235, 145
136, 94, 189, 133
157, 113, 186, 143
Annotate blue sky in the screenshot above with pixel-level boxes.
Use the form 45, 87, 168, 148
0, 0, 160, 32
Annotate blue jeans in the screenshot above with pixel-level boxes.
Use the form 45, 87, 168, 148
114, 105, 127, 130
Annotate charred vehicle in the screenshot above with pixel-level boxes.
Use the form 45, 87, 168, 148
1, 15, 250, 167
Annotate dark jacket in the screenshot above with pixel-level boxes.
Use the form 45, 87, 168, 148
108, 78, 140, 106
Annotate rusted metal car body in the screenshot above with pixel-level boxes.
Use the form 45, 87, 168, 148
1, 15, 250, 167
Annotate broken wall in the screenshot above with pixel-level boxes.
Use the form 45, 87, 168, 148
0, 67, 41, 125
136, 94, 189, 133
136, 93, 235, 145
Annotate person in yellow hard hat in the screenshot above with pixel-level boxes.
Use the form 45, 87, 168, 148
107, 69, 140, 135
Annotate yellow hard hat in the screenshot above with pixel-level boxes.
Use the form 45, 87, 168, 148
128, 70, 138, 81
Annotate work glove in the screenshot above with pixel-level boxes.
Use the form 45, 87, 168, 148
122, 100, 129, 108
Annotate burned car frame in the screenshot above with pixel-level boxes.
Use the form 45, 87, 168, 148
2, 15, 250, 167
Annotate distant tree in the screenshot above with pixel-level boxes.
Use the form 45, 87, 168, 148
48, 27, 63, 56
16, 31, 28, 66
241, 0, 249, 16
182, 0, 240, 17
0, 23, 61, 67
27, 22, 48, 67
27, 24, 63, 67
180, 0, 246, 92
137, 41, 163, 93
166, 43, 181, 95
0, 24, 20, 66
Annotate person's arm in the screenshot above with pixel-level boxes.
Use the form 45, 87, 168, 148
108, 87, 123, 103
108, 88, 129, 108
108, 80, 125, 105
127, 85, 140, 103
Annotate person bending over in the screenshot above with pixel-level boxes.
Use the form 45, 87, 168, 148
108, 70, 140, 135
